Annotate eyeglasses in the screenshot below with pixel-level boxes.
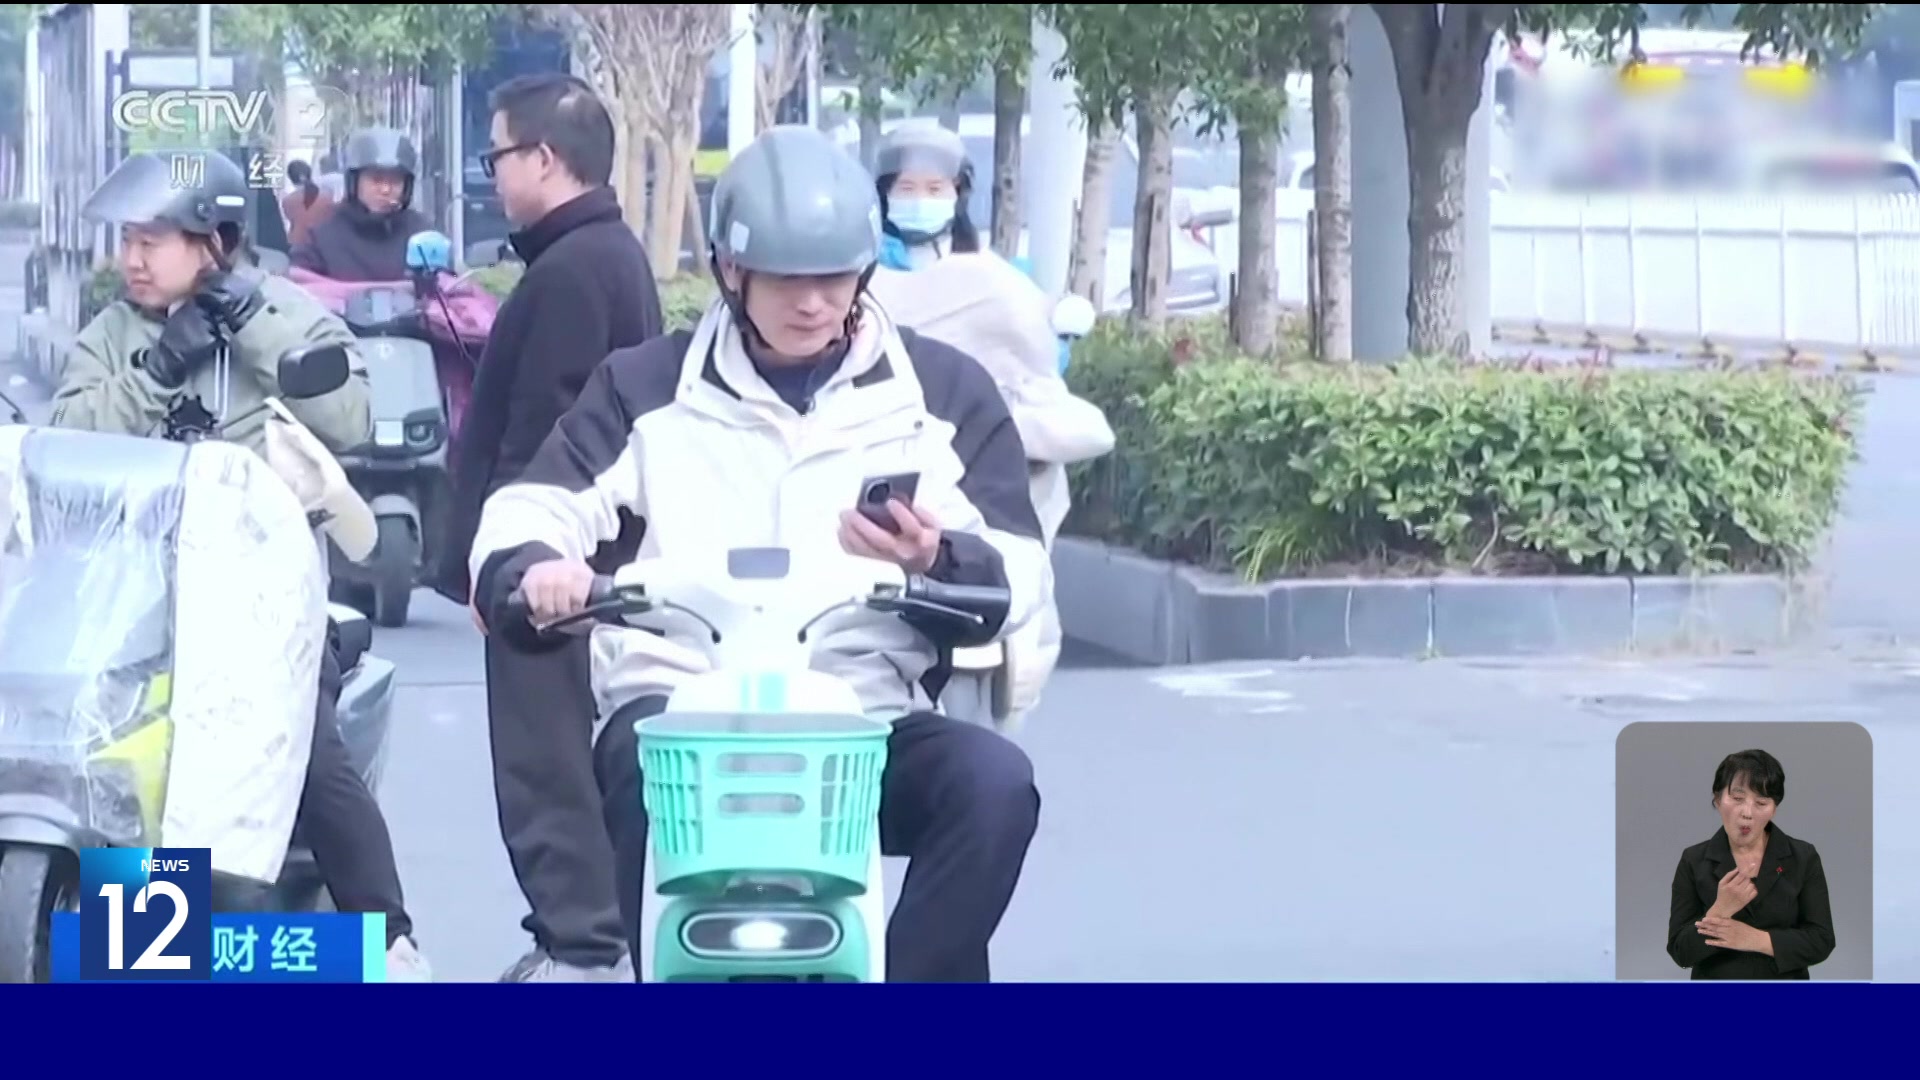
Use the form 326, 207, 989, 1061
479, 142, 538, 179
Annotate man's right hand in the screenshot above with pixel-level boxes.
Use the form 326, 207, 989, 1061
517, 558, 597, 625
1708, 868, 1757, 919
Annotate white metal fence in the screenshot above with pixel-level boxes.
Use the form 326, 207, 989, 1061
1254, 191, 1920, 354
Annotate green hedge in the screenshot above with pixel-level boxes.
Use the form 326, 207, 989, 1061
1066, 318, 1863, 580
471, 262, 716, 332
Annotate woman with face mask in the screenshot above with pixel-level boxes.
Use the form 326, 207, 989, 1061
874, 124, 982, 270
866, 123, 1115, 734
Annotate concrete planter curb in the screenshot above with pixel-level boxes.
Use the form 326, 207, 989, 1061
1053, 537, 1825, 665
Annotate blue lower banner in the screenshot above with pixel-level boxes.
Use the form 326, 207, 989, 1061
50, 911, 388, 983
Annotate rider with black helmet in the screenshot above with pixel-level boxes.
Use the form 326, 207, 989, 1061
48, 149, 432, 982
291, 127, 434, 281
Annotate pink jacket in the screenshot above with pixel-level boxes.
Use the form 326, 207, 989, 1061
287, 267, 497, 440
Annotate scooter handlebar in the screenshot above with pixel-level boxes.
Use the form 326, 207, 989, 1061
503, 558, 1013, 649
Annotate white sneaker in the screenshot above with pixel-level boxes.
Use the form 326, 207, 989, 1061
498, 949, 635, 983
386, 936, 433, 982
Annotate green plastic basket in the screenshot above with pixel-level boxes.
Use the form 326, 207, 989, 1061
636, 709, 890, 897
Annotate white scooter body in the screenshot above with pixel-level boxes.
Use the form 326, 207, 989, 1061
595, 548, 921, 983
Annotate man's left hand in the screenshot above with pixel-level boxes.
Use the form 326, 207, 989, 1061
195, 269, 266, 335
1697, 916, 1771, 954
840, 500, 941, 575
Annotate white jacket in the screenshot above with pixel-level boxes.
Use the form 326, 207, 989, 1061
469, 298, 1052, 723
868, 254, 1116, 713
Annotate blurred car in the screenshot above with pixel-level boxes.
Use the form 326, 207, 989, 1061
1739, 138, 1920, 194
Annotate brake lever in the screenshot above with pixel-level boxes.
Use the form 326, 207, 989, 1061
867, 595, 986, 628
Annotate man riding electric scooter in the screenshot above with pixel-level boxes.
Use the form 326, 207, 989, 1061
292, 127, 470, 627
472, 125, 1047, 982
47, 149, 431, 980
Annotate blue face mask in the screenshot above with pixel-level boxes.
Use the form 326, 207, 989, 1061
888, 196, 956, 237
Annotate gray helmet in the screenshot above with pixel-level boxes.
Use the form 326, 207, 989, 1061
709, 124, 881, 277
342, 127, 418, 176
875, 123, 971, 187
83, 150, 250, 238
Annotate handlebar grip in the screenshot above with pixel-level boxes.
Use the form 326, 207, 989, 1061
503, 587, 533, 630
903, 578, 1013, 624
505, 573, 620, 631
586, 574, 618, 608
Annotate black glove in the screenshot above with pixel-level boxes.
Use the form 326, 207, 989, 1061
193, 268, 267, 336
140, 302, 223, 389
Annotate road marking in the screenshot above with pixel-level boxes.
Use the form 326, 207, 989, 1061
1150, 668, 1297, 712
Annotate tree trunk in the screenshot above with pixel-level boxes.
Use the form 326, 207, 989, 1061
617, 111, 651, 238
1311, 4, 1355, 361
683, 163, 709, 278
1129, 91, 1175, 329
989, 66, 1025, 258
857, 73, 884, 171
1231, 122, 1281, 357
1068, 118, 1119, 303
938, 96, 962, 131
648, 122, 700, 278
1404, 122, 1470, 356
1378, 3, 1496, 357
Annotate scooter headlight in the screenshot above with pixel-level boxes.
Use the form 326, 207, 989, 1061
682, 912, 840, 958
730, 919, 788, 951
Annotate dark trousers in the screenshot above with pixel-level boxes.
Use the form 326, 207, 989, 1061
296, 629, 412, 945
485, 635, 627, 967
595, 697, 1042, 982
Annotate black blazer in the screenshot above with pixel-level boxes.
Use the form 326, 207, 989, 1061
1667, 823, 1835, 980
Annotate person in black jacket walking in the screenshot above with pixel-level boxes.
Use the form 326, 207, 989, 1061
431, 73, 664, 982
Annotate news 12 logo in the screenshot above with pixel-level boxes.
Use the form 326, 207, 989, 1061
53, 847, 389, 982
80, 847, 211, 980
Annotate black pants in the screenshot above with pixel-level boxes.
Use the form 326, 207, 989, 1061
296, 626, 412, 945
485, 635, 627, 967
595, 697, 1042, 982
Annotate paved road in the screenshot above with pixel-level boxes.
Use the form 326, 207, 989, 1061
4, 261, 1920, 980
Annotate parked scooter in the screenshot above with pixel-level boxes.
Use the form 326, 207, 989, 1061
0, 344, 397, 982
299, 231, 471, 628
506, 547, 1010, 982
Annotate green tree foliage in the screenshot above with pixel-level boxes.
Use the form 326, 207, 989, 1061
128, 4, 246, 50
227, 5, 511, 80
1187, 6, 1311, 356
1040, 4, 1229, 326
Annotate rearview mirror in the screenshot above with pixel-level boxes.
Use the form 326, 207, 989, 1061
407, 230, 454, 273
1185, 207, 1236, 229
278, 343, 352, 400
1052, 295, 1097, 338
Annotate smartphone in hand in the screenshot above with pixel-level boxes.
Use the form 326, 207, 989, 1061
856, 472, 921, 535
